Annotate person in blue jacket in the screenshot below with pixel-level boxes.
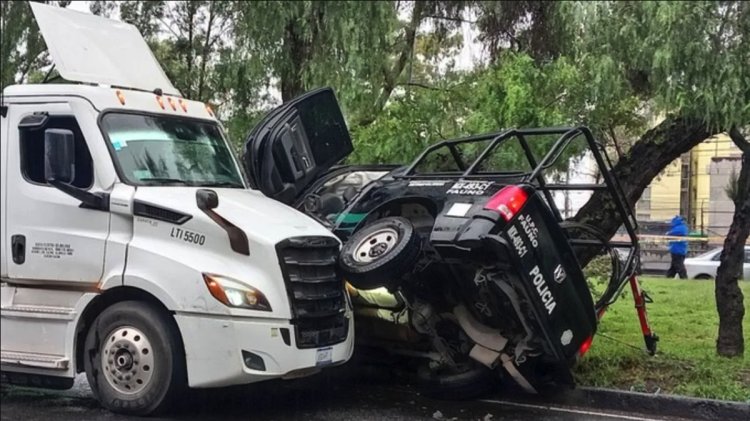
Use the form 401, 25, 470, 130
666, 215, 689, 279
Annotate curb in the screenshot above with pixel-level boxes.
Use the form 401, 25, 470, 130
334, 359, 750, 420
497, 386, 750, 421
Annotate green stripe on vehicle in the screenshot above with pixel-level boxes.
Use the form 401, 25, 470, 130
335, 213, 367, 225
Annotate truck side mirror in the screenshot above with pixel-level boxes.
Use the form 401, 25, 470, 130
196, 189, 219, 210
43, 128, 109, 212
44, 128, 76, 184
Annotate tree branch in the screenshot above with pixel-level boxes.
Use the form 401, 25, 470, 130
396, 81, 454, 92
17, 49, 46, 84
518, 92, 567, 127
197, 2, 216, 101
609, 125, 625, 161
157, 15, 180, 38
727, 125, 750, 207
359, 1, 426, 127
728, 125, 750, 153
423, 14, 476, 24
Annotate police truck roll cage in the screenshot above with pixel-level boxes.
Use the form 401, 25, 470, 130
397, 126, 640, 314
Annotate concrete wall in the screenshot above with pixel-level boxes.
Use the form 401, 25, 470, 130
690, 134, 740, 232
708, 156, 742, 237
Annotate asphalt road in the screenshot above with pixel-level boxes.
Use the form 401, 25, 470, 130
0, 363, 685, 421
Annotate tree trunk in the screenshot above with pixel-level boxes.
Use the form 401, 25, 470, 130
281, 18, 307, 102
573, 115, 719, 258
185, 2, 196, 99
714, 128, 749, 357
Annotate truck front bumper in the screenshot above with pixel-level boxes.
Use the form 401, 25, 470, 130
175, 312, 354, 388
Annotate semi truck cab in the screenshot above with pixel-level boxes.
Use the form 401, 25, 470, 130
0, 3, 353, 415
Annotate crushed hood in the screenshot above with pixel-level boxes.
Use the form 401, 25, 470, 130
29, 2, 180, 96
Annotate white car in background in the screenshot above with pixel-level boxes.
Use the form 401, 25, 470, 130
684, 246, 750, 280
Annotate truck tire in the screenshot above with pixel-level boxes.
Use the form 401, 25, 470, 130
340, 217, 421, 290
83, 301, 186, 416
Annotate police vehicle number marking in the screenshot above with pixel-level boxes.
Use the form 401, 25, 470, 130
507, 225, 528, 258
446, 181, 493, 196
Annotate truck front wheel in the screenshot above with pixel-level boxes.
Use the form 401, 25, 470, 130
83, 301, 186, 416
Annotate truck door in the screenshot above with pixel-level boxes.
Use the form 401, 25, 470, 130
4, 103, 109, 287
242, 87, 353, 205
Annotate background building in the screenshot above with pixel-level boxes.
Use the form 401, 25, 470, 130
634, 133, 741, 272
636, 133, 741, 238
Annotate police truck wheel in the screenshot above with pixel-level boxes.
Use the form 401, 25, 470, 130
83, 301, 186, 416
339, 217, 421, 290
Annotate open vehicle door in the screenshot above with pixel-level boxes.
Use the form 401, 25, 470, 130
242, 88, 353, 205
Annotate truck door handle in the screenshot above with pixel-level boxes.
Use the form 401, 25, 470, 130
11, 235, 26, 264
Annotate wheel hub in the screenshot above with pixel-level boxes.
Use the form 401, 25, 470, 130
352, 227, 399, 263
101, 326, 154, 395
369, 242, 388, 257
114, 350, 134, 370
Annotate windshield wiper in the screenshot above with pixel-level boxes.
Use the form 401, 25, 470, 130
139, 178, 244, 188
139, 177, 191, 186
192, 181, 244, 188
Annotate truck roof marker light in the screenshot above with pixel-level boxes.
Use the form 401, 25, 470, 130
167, 97, 177, 111
116, 90, 125, 105
484, 185, 529, 222
206, 104, 214, 117
578, 335, 594, 358
178, 98, 187, 112
155, 95, 165, 109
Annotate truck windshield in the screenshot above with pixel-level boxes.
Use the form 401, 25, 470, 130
100, 113, 244, 187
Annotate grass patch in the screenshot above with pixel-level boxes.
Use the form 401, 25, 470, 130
574, 277, 750, 402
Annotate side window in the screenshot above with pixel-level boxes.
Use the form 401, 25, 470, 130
19, 114, 94, 188
744, 251, 749, 264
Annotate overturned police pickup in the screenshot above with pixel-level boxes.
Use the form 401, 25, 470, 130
242, 88, 655, 397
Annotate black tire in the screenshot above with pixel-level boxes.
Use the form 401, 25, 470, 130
340, 217, 422, 290
83, 301, 186, 416
695, 274, 713, 280
416, 362, 497, 400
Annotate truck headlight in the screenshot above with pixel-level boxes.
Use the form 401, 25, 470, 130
203, 274, 272, 311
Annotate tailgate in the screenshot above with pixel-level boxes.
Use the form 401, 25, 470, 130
501, 193, 597, 361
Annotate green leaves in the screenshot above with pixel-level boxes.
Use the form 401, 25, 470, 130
0, 1, 70, 88
574, 1, 750, 131
348, 51, 594, 168
4, 0, 748, 165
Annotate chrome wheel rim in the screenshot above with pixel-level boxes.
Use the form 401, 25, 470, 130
101, 326, 154, 395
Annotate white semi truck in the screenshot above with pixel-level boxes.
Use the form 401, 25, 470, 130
0, 3, 354, 415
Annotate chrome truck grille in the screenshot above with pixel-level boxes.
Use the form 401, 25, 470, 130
275, 236, 348, 349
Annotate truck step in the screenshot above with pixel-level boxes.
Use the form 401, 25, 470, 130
0, 350, 69, 370
0, 304, 75, 320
